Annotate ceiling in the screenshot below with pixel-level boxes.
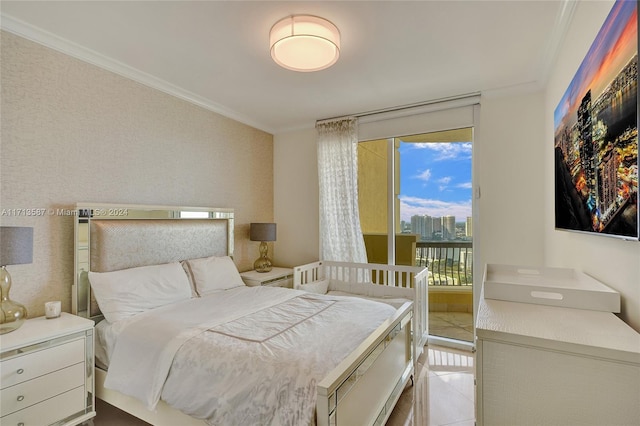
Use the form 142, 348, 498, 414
1, 1, 574, 134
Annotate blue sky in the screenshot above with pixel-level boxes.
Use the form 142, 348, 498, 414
398, 142, 472, 223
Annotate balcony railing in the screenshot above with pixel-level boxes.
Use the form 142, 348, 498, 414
416, 241, 473, 286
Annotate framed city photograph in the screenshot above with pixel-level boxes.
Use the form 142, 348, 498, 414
554, 0, 638, 240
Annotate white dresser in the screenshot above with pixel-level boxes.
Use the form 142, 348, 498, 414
0, 313, 95, 426
476, 286, 640, 425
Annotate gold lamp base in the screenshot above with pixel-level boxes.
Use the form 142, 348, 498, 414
0, 266, 27, 334
0, 299, 27, 334
253, 241, 273, 273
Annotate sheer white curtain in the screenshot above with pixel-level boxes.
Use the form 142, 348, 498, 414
316, 117, 368, 263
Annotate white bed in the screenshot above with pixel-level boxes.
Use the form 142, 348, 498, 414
72, 203, 422, 426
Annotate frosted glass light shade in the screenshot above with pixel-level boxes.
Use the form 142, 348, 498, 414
270, 15, 340, 72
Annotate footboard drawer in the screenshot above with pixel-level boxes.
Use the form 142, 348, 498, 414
317, 302, 414, 426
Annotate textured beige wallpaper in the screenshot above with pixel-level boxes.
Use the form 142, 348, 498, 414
0, 31, 274, 317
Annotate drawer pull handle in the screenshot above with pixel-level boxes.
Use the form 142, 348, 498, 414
18, 423, 25, 426
17, 395, 25, 402
16, 368, 24, 374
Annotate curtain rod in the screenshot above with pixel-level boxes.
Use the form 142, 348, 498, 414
316, 92, 480, 126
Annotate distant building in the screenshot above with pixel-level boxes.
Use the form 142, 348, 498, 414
442, 215, 456, 240
411, 215, 425, 239
412, 214, 440, 240
432, 217, 442, 238
466, 216, 472, 237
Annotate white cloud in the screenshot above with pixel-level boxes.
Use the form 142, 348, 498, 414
399, 195, 472, 222
457, 182, 472, 189
415, 169, 431, 182
437, 176, 452, 192
412, 142, 472, 161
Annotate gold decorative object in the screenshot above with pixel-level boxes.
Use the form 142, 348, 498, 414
0, 227, 32, 334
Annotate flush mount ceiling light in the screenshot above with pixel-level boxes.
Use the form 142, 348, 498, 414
270, 15, 340, 72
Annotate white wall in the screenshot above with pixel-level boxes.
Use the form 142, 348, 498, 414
273, 127, 320, 267
545, 0, 640, 332
476, 93, 546, 268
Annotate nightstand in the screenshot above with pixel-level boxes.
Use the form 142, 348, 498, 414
240, 267, 294, 288
0, 312, 96, 426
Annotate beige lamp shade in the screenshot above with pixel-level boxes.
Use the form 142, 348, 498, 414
270, 15, 340, 72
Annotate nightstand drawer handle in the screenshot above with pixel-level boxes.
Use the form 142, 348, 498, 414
17, 395, 25, 402
18, 423, 25, 426
16, 368, 24, 374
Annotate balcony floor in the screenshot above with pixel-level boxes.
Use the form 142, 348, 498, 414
429, 311, 474, 343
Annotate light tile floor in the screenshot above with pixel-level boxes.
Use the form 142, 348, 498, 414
429, 311, 474, 343
386, 344, 476, 426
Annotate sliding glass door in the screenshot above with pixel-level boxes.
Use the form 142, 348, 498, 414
357, 128, 474, 344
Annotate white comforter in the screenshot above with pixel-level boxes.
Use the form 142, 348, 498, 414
101, 286, 396, 426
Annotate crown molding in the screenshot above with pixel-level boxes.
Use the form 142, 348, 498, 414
481, 80, 544, 99
481, 0, 577, 100
536, 0, 578, 87
0, 13, 274, 134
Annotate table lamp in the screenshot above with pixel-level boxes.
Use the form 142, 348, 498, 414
250, 223, 276, 273
0, 226, 32, 334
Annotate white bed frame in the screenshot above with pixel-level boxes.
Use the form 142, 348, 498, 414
72, 203, 425, 426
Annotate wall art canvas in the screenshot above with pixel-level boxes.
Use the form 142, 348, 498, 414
554, 0, 638, 240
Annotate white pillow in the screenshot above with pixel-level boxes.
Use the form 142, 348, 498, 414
88, 262, 192, 323
298, 279, 329, 294
183, 255, 245, 296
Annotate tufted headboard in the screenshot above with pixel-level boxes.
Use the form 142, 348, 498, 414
72, 203, 234, 321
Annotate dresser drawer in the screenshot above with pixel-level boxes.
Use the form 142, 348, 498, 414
1, 338, 85, 389
1, 386, 85, 426
241, 267, 294, 288
1, 362, 85, 416
264, 277, 293, 288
